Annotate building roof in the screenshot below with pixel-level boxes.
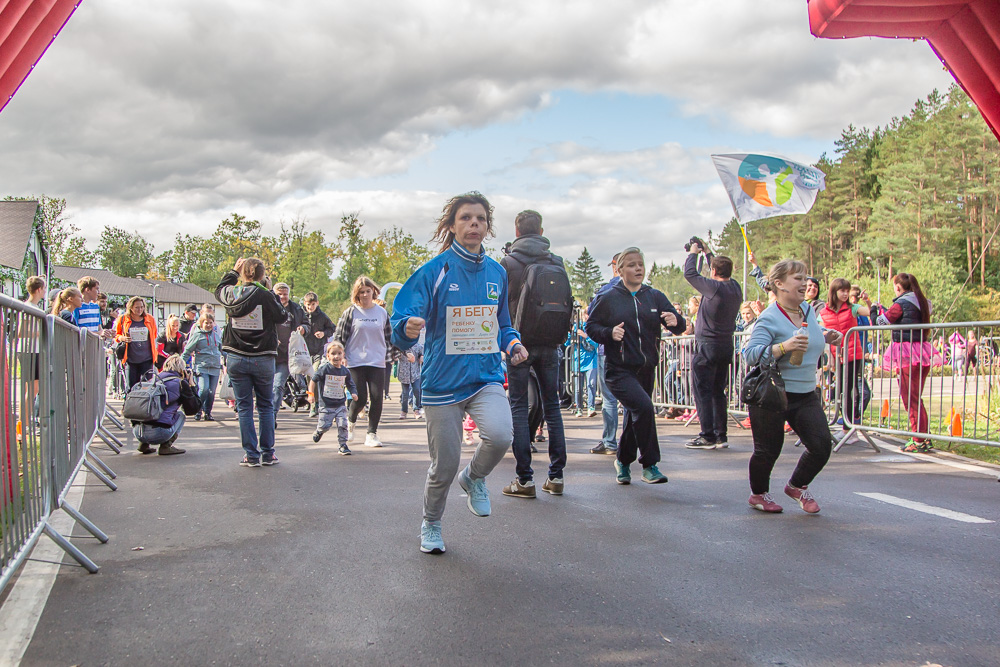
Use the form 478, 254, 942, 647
51, 265, 219, 305
0, 200, 39, 270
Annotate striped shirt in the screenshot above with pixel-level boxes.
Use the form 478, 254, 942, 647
74, 302, 102, 332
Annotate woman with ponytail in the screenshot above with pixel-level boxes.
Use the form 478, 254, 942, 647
876, 273, 933, 452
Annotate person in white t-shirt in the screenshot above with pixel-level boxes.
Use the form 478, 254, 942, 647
335, 276, 392, 448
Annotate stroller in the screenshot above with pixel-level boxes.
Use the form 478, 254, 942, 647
281, 374, 310, 412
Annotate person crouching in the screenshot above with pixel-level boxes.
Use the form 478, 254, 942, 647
309, 341, 358, 455
133, 354, 188, 456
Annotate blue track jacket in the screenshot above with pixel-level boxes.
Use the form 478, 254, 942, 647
391, 242, 521, 406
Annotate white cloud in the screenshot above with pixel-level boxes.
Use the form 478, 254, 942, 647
2, 0, 956, 278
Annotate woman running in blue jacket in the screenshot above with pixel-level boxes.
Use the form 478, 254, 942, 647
391, 192, 528, 555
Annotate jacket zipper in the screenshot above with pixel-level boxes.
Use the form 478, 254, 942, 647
633, 293, 647, 366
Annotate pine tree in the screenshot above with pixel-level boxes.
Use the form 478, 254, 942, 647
571, 247, 602, 301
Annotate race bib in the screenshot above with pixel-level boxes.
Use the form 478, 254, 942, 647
130, 326, 149, 342
445, 304, 499, 355
231, 305, 263, 331
322, 375, 347, 400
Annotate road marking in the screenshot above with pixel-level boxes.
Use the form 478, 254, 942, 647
855, 492, 994, 524
0, 471, 88, 666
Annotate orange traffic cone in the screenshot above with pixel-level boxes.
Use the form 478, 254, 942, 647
880, 399, 890, 424
951, 412, 963, 437
16, 419, 22, 444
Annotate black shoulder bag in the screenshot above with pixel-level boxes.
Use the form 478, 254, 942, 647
741, 356, 788, 412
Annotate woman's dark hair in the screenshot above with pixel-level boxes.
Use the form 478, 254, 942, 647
893, 273, 931, 323
431, 192, 494, 254
827, 277, 851, 311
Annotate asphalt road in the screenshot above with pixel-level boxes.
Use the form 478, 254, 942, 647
15, 402, 1000, 666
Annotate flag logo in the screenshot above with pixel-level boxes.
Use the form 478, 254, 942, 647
712, 153, 826, 223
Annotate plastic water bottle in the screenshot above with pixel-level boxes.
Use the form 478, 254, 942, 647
788, 324, 808, 366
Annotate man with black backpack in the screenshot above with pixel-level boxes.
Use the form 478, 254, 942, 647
500, 210, 574, 499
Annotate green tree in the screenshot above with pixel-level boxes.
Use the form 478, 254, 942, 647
62, 236, 96, 267
271, 217, 336, 304
96, 226, 154, 277
332, 213, 371, 305
571, 247, 602, 302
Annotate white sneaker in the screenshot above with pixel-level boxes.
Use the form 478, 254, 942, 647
365, 432, 383, 447
347, 422, 356, 443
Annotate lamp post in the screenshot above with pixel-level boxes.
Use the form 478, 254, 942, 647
866, 256, 881, 309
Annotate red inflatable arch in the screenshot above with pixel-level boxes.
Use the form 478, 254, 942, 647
809, 0, 1000, 141
0, 0, 83, 116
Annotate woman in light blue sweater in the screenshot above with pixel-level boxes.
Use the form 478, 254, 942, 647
182, 313, 223, 421
742, 259, 842, 515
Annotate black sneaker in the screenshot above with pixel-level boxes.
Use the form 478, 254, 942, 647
715, 437, 729, 449
240, 456, 261, 467
312, 431, 322, 443
529, 443, 539, 453
590, 443, 618, 455
685, 436, 718, 450
262, 453, 279, 466
194, 413, 202, 421
204, 414, 214, 421
339, 444, 351, 456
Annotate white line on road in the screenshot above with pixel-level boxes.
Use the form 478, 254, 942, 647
855, 492, 994, 524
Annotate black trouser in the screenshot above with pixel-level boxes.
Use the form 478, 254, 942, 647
840, 359, 868, 427
748, 390, 832, 494
691, 340, 733, 442
604, 363, 659, 468
527, 371, 544, 441
126, 359, 154, 394
348, 366, 385, 434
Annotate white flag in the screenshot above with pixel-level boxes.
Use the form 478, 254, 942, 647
711, 153, 826, 224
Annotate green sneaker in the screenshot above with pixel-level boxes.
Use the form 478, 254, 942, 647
641, 464, 668, 484
614, 460, 631, 485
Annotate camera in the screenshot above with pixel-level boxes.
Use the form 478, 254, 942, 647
684, 236, 706, 253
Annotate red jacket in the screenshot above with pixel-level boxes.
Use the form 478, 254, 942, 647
820, 302, 863, 361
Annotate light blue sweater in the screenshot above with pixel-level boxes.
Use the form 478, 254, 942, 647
742, 302, 825, 394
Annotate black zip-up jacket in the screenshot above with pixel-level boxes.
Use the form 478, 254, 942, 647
586, 282, 686, 370
303, 306, 335, 357
214, 271, 287, 357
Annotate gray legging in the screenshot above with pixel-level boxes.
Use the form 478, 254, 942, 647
348, 365, 385, 434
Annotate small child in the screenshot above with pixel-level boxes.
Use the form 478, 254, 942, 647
309, 342, 358, 455
463, 414, 477, 446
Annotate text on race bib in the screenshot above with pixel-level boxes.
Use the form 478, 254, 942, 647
129, 327, 149, 342
322, 375, 347, 400
231, 305, 264, 331
445, 305, 499, 355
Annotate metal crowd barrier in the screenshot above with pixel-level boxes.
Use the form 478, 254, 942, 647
0, 293, 113, 595
836, 321, 1000, 452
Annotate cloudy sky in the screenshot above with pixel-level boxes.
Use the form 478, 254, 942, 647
0, 0, 955, 279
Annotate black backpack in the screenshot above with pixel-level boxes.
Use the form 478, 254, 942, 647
513, 258, 574, 347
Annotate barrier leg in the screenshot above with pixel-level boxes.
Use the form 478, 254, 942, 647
59, 501, 109, 543
104, 410, 125, 431
729, 411, 747, 429
86, 448, 117, 480
97, 426, 122, 454
41, 521, 100, 574
82, 458, 118, 491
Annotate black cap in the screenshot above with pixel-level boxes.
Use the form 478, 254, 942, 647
184, 303, 199, 313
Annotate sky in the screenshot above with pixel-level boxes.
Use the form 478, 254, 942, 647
0, 0, 956, 281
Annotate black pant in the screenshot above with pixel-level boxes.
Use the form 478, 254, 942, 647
748, 391, 832, 494
840, 359, 869, 427
348, 365, 385, 434
604, 363, 659, 468
691, 340, 733, 442
126, 359, 154, 394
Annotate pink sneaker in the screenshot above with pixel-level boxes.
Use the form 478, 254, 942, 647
784, 484, 820, 514
748, 493, 783, 513
740, 417, 752, 429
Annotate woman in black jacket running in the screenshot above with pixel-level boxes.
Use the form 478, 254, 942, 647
586, 247, 686, 485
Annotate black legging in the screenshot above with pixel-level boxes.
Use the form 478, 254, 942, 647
748, 390, 832, 494
348, 365, 385, 434
126, 359, 154, 393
